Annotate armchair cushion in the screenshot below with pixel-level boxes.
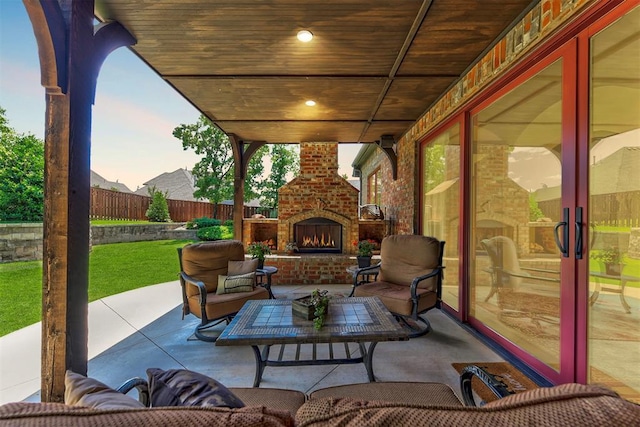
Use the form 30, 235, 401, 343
216, 272, 256, 295
378, 235, 441, 290
180, 240, 245, 295
146, 368, 245, 409
64, 370, 145, 410
228, 258, 259, 275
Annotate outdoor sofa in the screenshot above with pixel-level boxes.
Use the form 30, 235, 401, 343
1, 367, 638, 426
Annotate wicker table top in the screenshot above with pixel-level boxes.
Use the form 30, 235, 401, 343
216, 297, 408, 346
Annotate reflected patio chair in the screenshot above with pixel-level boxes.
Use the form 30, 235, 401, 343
178, 240, 269, 342
481, 236, 560, 327
351, 235, 445, 337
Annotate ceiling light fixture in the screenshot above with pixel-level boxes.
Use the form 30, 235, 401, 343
305, 100, 316, 106
297, 30, 313, 42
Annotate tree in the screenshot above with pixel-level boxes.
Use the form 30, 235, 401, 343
0, 107, 44, 222
173, 116, 234, 213
146, 185, 171, 222
422, 143, 446, 193
260, 144, 299, 209
244, 145, 269, 202
174, 116, 297, 214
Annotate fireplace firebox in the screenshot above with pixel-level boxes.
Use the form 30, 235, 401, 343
294, 218, 342, 253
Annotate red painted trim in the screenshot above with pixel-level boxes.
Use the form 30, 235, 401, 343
559, 39, 578, 384
459, 112, 472, 322
417, 115, 465, 320
573, 0, 639, 385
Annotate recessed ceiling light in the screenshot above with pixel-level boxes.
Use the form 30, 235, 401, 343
297, 30, 313, 42
305, 100, 316, 106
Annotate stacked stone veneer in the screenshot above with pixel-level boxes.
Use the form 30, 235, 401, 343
277, 142, 360, 254
1, 223, 195, 262
0, 223, 43, 262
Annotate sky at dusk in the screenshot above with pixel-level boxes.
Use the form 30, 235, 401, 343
0, 1, 362, 191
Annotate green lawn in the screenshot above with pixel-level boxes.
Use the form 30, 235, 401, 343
0, 239, 194, 337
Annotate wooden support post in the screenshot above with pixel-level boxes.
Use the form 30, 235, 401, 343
24, 0, 134, 402
229, 134, 266, 242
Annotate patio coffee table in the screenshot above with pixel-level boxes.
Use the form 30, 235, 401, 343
216, 297, 409, 386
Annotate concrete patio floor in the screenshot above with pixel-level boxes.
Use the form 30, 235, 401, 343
0, 281, 505, 405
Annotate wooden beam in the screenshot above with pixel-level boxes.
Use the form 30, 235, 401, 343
24, 0, 135, 403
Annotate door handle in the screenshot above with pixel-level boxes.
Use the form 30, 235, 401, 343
554, 207, 569, 258
575, 207, 583, 259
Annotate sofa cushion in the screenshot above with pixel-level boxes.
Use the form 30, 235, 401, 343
146, 368, 245, 408
309, 382, 463, 407
230, 387, 307, 415
64, 370, 145, 409
295, 384, 640, 427
216, 272, 256, 295
0, 402, 295, 427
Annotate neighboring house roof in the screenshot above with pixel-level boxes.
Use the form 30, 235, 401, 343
90, 170, 132, 193
591, 147, 640, 194
347, 179, 360, 191
135, 168, 202, 202
531, 185, 560, 202
532, 147, 640, 201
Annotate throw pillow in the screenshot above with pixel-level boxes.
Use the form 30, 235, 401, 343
228, 258, 259, 275
216, 272, 256, 295
64, 370, 145, 409
146, 368, 245, 408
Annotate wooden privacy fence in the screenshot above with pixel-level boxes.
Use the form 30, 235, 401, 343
90, 187, 261, 222
537, 191, 640, 227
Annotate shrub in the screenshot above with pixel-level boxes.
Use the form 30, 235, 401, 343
197, 226, 223, 241
224, 219, 233, 227
186, 217, 221, 229
145, 186, 171, 222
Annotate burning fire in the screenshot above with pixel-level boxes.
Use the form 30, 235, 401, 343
301, 233, 336, 248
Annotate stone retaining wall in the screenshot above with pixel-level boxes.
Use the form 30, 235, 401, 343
0, 223, 196, 263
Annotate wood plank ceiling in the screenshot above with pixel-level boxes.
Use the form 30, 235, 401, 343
95, 0, 535, 145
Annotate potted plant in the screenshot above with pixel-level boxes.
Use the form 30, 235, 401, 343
590, 247, 625, 276
354, 239, 375, 268
247, 241, 271, 269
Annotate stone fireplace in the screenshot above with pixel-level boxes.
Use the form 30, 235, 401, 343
277, 142, 360, 254
294, 217, 342, 253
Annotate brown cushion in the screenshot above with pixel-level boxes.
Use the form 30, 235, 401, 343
187, 286, 269, 320
0, 402, 295, 427
146, 368, 245, 408
180, 240, 245, 295
64, 370, 145, 409
309, 382, 463, 406
228, 258, 258, 275
216, 272, 256, 295
295, 384, 640, 427
354, 281, 437, 316
230, 387, 307, 415
377, 235, 441, 290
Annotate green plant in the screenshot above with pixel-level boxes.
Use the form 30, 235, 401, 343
590, 247, 624, 265
310, 289, 330, 330
247, 241, 271, 260
354, 239, 375, 257
223, 219, 233, 227
145, 186, 171, 222
186, 217, 221, 229
196, 226, 223, 241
